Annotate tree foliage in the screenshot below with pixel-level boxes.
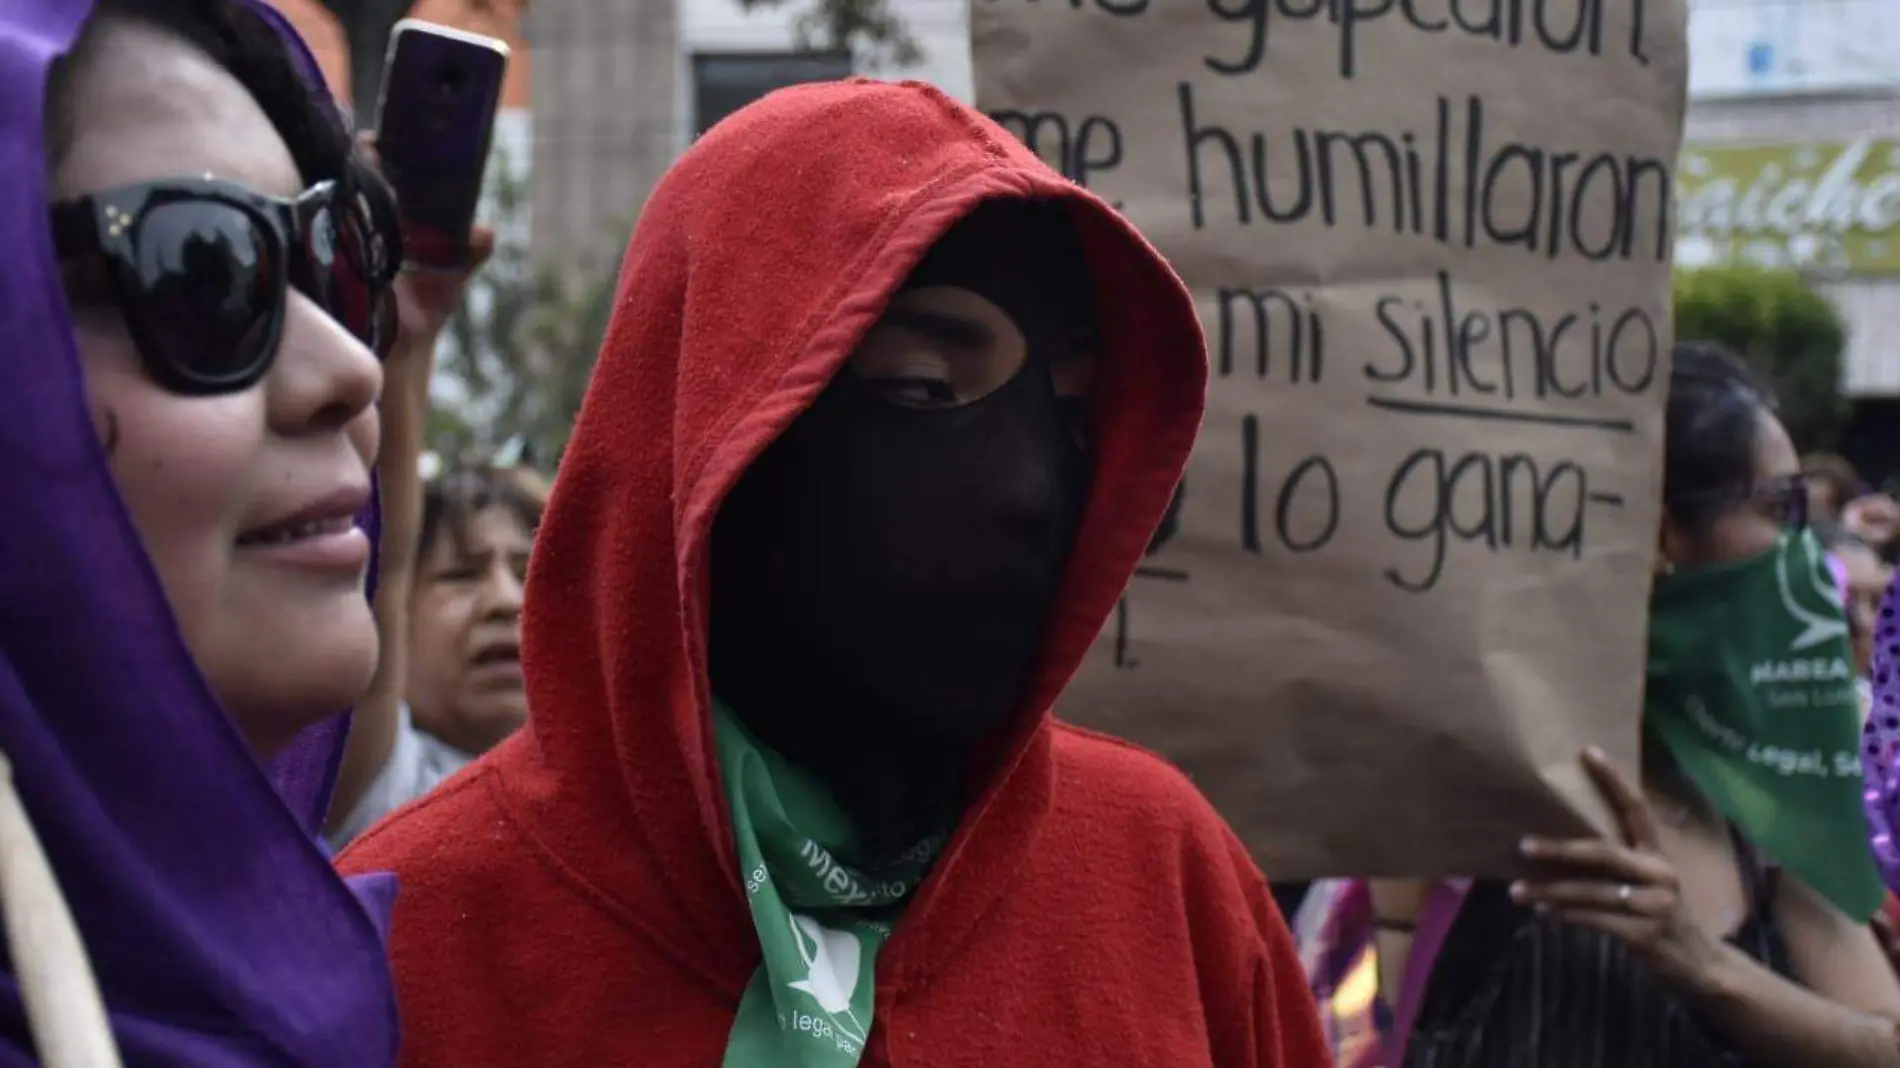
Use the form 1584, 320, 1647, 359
431, 145, 619, 466
312, 0, 908, 464
1674, 265, 1851, 452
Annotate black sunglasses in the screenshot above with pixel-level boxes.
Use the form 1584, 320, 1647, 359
1757, 472, 1811, 531
1668, 472, 1810, 532
49, 176, 402, 395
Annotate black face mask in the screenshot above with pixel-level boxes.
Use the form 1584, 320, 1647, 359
709, 201, 1094, 850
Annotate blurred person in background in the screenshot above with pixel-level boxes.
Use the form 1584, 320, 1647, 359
406, 464, 543, 753
327, 461, 542, 848
1847, 493, 1900, 561
1807, 451, 1900, 560
1793, 448, 1900, 558
1804, 452, 1862, 525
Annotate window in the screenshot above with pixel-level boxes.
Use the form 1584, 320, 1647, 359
691, 51, 855, 137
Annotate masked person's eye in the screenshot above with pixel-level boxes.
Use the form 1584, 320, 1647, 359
850, 287, 1027, 409
870, 375, 960, 409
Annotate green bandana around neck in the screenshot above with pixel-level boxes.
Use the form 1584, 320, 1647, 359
712, 701, 944, 1068
1646, 530, 1885, 919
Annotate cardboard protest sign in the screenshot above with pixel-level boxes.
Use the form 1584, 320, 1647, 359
974, 0, 1689, 877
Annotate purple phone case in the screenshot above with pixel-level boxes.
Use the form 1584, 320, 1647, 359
375, 25, 507, 267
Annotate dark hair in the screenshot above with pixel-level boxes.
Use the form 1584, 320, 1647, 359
1800, 451, 1861, 515
418, 466, 547, 570
45, 0, 372, 198
1664, 341, 1778, 537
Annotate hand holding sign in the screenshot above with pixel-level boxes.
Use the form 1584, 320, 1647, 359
976, 0, 1688, 876
1514, 749, 1719, 990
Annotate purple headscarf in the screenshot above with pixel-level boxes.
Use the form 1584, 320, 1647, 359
0, 1, 396, 1063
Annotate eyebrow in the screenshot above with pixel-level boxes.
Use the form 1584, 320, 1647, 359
882, 305, 994, 348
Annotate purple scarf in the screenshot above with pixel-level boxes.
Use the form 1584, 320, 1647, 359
0, 2, 397, 1063
1865, 565, 1900, 892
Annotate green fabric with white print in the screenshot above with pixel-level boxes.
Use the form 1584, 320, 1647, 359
1647, 530, 1885, 919
713, 701, 943, 1067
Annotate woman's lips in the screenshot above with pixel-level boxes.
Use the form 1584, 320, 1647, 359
235, 521, 371, 576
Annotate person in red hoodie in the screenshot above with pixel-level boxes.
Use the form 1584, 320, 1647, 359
339, 77, 1330, 1068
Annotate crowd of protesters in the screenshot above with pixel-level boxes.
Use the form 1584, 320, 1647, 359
10, 1, 1900, 1066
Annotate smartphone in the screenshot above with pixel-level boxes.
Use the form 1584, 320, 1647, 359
374, 20, 510, 271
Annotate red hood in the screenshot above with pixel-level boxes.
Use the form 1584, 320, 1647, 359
504, 78, 1206, 989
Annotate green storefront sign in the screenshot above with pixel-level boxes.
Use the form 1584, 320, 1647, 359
1677, 137, 1900, 274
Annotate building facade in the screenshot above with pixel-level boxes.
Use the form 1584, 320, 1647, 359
1680, 0, 1900, 398
278, 1, 1900, 456
522, 0, 677, 273
527, 0, 968, 270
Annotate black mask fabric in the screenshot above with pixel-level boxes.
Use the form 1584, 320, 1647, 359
709, 201, 1094, 851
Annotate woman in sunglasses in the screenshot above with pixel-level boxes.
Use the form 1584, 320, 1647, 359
0, 0, 449, 1062
1369, 342, 1900, 1067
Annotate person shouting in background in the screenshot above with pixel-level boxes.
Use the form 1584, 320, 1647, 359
329, 463, 544, 848
405, 465, 543, 755
342, 78, 1329, 1068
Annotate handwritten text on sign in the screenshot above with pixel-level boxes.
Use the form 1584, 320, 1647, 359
975, 0, 1685, 876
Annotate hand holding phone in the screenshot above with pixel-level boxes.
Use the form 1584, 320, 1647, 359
374, 20, 509, 272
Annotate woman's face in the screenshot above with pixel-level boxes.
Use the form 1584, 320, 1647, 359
406, 504, 532, 755
1663, 409, 1802, 571
50, 20, 383, 757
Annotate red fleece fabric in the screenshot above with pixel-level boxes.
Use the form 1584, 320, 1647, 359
340, 78, 1332, 1068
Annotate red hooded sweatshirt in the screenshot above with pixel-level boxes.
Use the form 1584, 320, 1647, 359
340, 78, 1331, 1068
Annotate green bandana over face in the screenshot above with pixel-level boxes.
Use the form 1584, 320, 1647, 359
712, 702, 943, 1068
1646, 530, 1885, 919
